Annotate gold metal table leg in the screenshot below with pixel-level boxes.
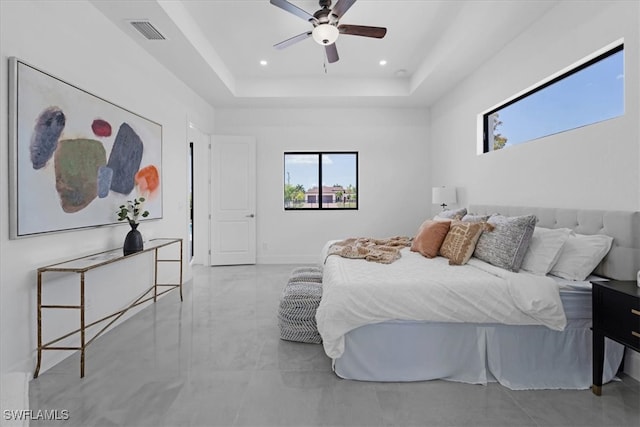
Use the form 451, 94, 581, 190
179, 239, 183, 302
34, 270, 43, 379
154, 248, 159, 303
80, 272, 85, 378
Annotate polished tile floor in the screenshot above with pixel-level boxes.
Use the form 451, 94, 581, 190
30, 264, 640, 427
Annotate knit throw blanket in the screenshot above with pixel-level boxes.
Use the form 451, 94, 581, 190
326, 236, 412, 264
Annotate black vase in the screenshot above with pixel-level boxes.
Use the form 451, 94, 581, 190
123, 223, 143, 256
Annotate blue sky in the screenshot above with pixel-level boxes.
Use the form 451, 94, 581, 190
495, 49, 623, 147
284, 153, 357, 191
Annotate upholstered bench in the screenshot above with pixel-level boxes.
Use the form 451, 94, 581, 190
278, 267, 323, 344
288, 266, 323, 284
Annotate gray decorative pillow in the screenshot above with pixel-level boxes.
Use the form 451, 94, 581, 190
435, 207, 467, 220
473, 214, 537, 272
461, 213, 491, 222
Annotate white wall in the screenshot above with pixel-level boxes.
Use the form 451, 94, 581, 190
214, 108, 430, 264
429, 0, 639, 211
0, 1, 215, 375
428, 0, 640, 380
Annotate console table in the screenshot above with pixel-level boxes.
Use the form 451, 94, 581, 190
34, 238, 183, 378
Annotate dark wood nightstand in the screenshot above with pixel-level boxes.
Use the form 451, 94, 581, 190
591, 280, 640, 395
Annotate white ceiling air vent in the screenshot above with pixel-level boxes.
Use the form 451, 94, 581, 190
129, 20, 166, 40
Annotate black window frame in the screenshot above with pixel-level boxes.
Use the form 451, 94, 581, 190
483, 43, 624, 153
284, 151, 359, 211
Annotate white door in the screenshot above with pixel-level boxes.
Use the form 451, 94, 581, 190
209, 135, 256, 265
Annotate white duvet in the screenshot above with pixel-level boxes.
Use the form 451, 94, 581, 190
316, 245, 567, 359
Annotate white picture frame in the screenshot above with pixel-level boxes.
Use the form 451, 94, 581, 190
8, 57, 163, 238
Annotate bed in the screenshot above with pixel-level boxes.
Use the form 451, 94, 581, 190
316, 205, 640, 389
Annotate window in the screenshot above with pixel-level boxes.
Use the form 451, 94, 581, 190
483, 44, 624, 152
284, 152, 358, 210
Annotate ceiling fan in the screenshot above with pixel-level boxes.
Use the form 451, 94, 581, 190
270, 0, 387, 63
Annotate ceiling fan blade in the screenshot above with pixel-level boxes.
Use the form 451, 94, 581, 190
274, 31, 312, 50
338, 24, 387, 39
325, 43, 339, 63
330, 0, 357, 20
270, 0, 317, 23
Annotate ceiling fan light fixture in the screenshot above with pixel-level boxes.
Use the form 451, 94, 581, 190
312, 24, 339, 45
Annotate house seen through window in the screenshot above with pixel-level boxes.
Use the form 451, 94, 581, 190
483, 43, 624, 152
284, 152, 358, 210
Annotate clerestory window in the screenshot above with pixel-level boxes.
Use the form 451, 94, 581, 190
483, 43, 624, 153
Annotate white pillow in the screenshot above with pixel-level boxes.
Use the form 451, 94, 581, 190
549, 233, 613, 281
521, 227, 571, 275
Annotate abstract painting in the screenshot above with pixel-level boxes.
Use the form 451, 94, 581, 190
8, 58, 162, 238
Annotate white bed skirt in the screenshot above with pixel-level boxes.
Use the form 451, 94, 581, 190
333, 319, 625, 390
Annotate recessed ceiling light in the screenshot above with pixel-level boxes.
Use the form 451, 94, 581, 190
379, 60, 387, 66
260, 60, 268, 66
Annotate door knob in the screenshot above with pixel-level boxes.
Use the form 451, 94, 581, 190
246, 214, 255, 218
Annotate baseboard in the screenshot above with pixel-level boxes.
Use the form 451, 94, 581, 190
624, 349, 640, 381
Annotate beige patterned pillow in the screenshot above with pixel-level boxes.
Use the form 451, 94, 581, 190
439, 220, 485, 265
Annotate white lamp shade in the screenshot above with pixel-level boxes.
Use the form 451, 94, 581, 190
432, 186, 457, 206
312, 24, 339, 45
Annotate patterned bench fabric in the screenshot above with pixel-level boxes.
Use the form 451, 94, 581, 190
289, 267, 323, 284
291, 266, 323, 275
279, 278, 323, 344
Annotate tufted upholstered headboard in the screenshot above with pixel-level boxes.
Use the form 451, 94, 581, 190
469, 205, 640, 281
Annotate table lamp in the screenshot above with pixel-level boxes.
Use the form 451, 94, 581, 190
432, 186, 456, 210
